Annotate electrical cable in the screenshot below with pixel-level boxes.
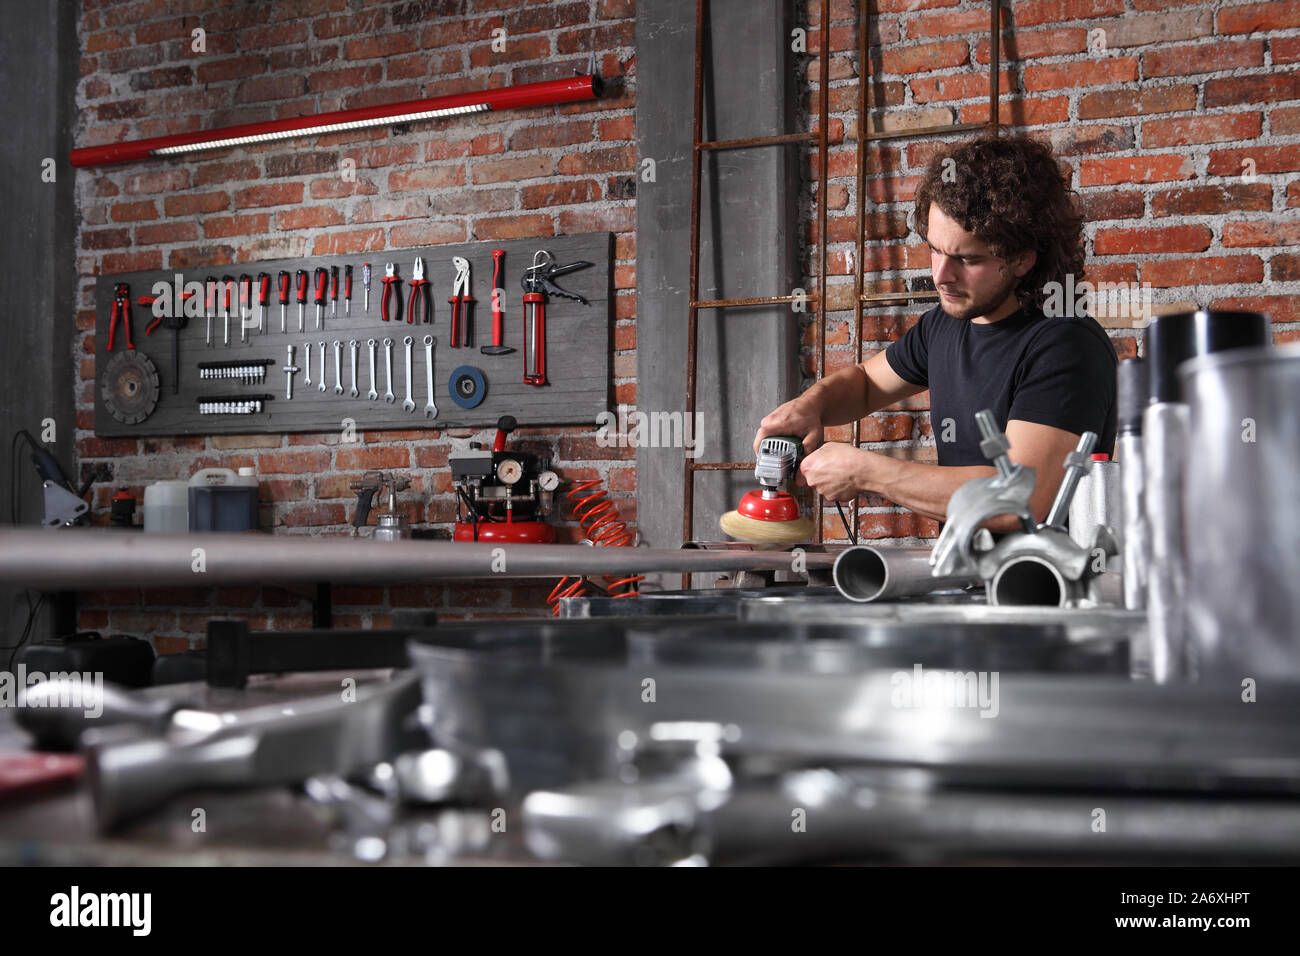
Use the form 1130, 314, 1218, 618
835, 501, 857, 545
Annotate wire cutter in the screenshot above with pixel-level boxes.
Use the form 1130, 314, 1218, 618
107, 282, 133, 351
381, 262, 401, 322
408, 256, 432, 325
446, 256, 474, 345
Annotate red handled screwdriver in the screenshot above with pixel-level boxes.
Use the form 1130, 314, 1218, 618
344, 264, 353, 316
330, 265, 339, 317
257, 272, 270, 335
313, 267, 328, 330
277, 270, 290, 333
295, 269, 308, 332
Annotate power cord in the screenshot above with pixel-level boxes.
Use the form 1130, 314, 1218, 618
835, 501, 857, 545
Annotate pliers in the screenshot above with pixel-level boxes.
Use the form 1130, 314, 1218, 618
380, 262, 401, 322
408, 256, 431, 325
447, 256, 474, 345
107, 282, 133, 351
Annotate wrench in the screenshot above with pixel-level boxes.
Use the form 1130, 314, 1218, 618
348, 339, 360, 398
402, 335, 416, 413
303, 342, 312, 387
382, 337, 395, 404
423, 334, 438, 419
317, 341, 327, 392
367, 338, 378, 401
332, 340, 344, 395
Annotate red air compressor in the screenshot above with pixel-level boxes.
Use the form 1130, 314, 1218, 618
451, 416, 560, 543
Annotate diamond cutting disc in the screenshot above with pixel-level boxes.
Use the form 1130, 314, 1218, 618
102, 350, 160, 424
449, 365, 487, 409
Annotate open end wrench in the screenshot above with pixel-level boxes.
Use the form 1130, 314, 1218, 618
318, 340, 327, 392
304, 342, 312, 387
402, 335, 416, 413
333, 340, 344, 395
366, 339, 379, 401
349, 339, 360, 398
423, 335, 438, 419
383, 337, 395, 404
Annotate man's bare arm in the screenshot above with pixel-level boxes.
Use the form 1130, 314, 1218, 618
799, 419, 1085, 533
754, 350, 924, 454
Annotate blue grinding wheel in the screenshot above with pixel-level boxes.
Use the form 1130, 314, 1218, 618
449, 365, 487, 409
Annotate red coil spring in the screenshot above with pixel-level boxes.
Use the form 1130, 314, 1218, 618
547, 478, 643, 615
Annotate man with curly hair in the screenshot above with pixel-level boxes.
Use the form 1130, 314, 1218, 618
755, 133, 1117, 531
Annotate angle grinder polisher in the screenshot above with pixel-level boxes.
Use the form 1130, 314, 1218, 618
718, 435, 815, 545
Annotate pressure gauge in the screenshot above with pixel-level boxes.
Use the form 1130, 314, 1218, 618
496, 459, 523, 485
538, 470, 560, 492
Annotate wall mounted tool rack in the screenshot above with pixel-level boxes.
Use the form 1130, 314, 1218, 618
93, 232, 612, 437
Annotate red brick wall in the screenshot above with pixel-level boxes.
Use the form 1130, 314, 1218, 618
73, 0, 637, 649
71, 1, 1300, 645
803, 0, 1300, 543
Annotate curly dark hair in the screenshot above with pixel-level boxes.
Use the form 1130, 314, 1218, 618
912, 133, 1085, 311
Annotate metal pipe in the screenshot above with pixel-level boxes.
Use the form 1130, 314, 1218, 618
1116, 358, 1148, 611
832, 546, 979, 603
1143, 402, 1190, 683
990, 556, 1067, 608
0, 530, 836, 590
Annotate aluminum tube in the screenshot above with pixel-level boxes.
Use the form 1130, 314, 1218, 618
990, 556, 1069, 607
832, 546, 979, 603
1181, 344, 1300, 683
1143, 402, 1190, 684
1117, 434, 1147, 611
0, 530, 834, 590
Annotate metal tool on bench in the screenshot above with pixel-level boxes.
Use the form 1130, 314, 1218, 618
482, 248, 514, 356
197, 359, 271, 384
13, 429, 92, 527
303, 342, 312, 388
350, 470, 412, 540
197, 395, 269, 416
381, 262, 401, 322
719, 435, 814, 545
931, 410, 1118, 608
521, 250, 592, 386
73, 673, 426, 831
106, 282, 133, 352
349, 338, 360, 398
408, 256, 431, 325
367, 338, 378, 401
314, 266, 328, 330
332, 339, 344, 395
383, 336, 395, 403
447, 256, 473, 345
401, 335, 417, 412
317, 340, 327, 392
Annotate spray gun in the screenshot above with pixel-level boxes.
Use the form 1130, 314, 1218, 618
349, 471, 411, 541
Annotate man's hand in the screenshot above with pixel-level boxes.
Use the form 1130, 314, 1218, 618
796, 442, 871, 502
753, 397, 824, 456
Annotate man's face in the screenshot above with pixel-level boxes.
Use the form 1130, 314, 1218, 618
925, 205, 1033, 323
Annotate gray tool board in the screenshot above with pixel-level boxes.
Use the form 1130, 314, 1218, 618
93, 232, 613, 437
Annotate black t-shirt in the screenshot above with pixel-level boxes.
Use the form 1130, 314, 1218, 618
885, 303, 1118, 466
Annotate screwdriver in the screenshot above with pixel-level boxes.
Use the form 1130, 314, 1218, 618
238, 274, 252, 343
204, 276, 217, 348
330, 265, 339, 317
277, 270, 290, 333
257, 272, 270, 334
295, 269, 308, 332
363, 263, 372, 314
221, 275, 234, 347
313, 266, 328, 330
344, 265, 353, 316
